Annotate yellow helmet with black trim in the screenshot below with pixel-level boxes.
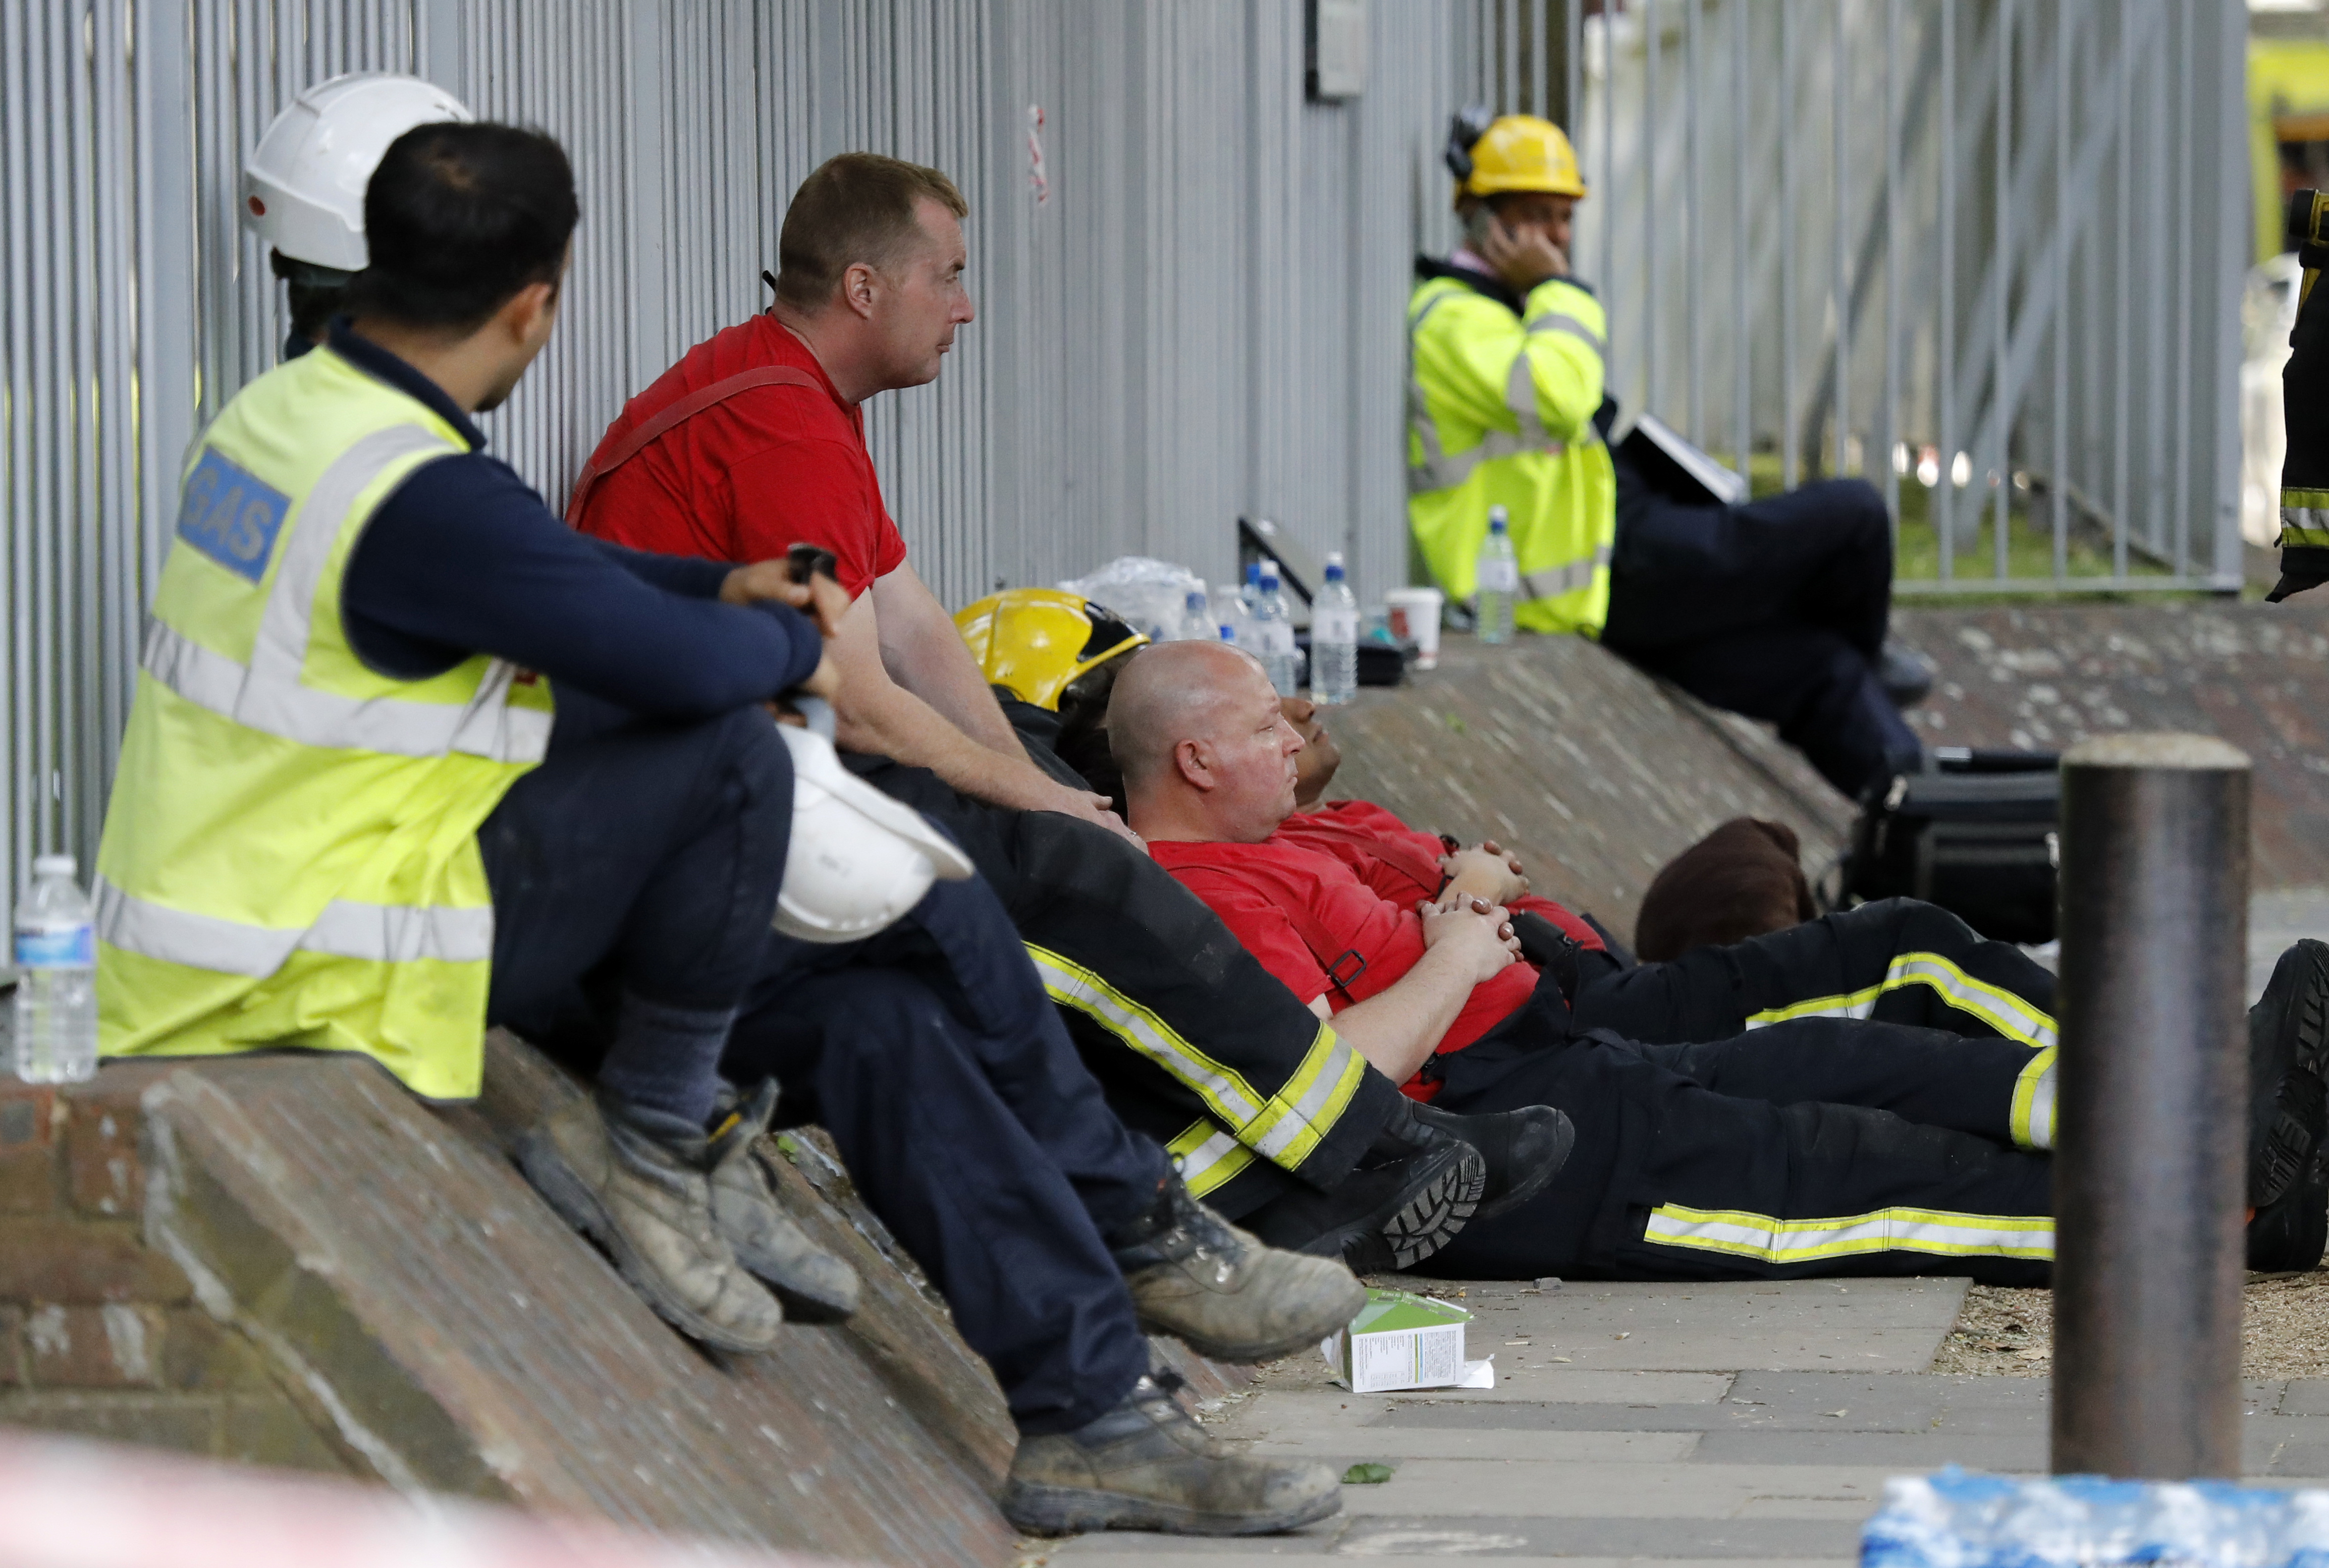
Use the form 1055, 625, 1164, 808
1451, 114, 1585, 204
954, 588, 1150, 712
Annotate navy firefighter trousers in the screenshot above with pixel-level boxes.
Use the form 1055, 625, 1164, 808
1599, 447, 1921, 800
725, 871, 1172, 1437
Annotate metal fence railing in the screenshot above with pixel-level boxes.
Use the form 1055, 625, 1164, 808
1461, 0, 2249, 596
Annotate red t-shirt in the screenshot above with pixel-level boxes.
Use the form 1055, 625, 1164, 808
1275, 799, 1606, 953
1151, 833, 1540, 1098
572, 314, 908, 596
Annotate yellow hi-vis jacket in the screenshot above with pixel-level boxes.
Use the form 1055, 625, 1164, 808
1406, 261, 1617, 634
92, 346, 555, 1100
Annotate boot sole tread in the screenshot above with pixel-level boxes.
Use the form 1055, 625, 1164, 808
1341, 1147, 1486, 1274
2254, 942, 2329, 1210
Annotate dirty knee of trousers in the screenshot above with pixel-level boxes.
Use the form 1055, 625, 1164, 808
1108, 1171, 1365, 1364
516, 1088, 784, 1354
1000, 1373, 1342, 1538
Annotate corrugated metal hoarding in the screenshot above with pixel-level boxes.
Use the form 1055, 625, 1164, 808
1, 0, 1475, 892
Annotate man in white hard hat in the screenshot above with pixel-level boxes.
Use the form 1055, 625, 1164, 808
243, 72, 471, 357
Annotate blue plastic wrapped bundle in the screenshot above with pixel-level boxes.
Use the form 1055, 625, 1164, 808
1862, 1467, 2329, 1568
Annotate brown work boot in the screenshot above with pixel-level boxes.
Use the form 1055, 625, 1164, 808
1001, 1372, 1341, 1536
707, 1081, 860, 1323
516, 1090, 784, 1354
1108, 1172, 1365, 1363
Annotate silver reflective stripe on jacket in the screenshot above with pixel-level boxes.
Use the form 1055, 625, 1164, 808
146, 425, 553, 764
94, 876, 495, 977
1524, 310, 1608, 359
1519, 545, 1613, 603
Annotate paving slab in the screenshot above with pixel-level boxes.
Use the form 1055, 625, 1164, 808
1333, 1279, 1969, 1377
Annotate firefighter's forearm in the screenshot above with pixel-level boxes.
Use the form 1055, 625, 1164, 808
1322, 945, 1481, 1085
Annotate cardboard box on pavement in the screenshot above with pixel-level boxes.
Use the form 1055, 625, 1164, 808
1321, 1287, 1488, 1393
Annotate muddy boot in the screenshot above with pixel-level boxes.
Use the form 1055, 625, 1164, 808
707, 1081, 860, 1324
1001, 1372, 1342, 1536
517, 1089, 784, 1354
2250, 939, 2329, 1212
1109, 1171, 1365, 1363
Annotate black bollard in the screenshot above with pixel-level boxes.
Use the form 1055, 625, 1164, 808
2051, 733, 2250, 1479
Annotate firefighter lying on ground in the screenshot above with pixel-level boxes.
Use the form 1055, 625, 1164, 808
1410, 111, 1929, 801
1110, 636, 2329, 1281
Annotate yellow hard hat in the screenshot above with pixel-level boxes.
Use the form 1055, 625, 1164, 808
954, 588, 1149, 711
1451, 114, 1586, 204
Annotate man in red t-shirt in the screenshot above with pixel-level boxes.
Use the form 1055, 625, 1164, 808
1264, 693, 2066, 1067
573, 155, 1122, 837
1111, 638, 2127, 1284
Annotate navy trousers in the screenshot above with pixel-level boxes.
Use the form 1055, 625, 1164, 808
477, 691, 791, 1109
725, 872, 1168, 1436
1600, 451, 1921, 800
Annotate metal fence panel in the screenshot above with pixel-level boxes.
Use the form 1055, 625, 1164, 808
1, 0, 1473, 889
1554, 0, 2245, 596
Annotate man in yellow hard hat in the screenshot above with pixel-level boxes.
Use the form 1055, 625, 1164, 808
1408, 111, 1929, 802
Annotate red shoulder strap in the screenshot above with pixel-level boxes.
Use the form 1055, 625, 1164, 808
564, 364, 823, 526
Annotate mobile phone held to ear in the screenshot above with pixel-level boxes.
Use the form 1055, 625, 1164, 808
1463, 204, 1499, 252
787, 542, 839, 586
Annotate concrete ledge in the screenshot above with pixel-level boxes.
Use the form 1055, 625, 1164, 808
1324, 635, 1855, 939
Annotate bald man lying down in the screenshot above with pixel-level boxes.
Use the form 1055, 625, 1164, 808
1108, 638, 2329, 1281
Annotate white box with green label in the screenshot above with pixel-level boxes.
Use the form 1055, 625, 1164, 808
1321, 1287, 1473, 1393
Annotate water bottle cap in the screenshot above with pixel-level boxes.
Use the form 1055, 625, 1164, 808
1218, 625, 1236, 641
1185, 589, 1206, 605
31, 855, 74, 878
1488, 511, 1509, 534
1244, 562, 1261, 584
1324, 561, 1345, 581
1261, 567, 1280, 588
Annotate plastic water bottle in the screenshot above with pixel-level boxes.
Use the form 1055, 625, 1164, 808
1311, 552, 1360, 706
1477, 506, 1519, 646
13, 854, 97, 1084
1251, 562, 1302, 697
1178, 586, 1212, 641
1215, 581, 1253, 651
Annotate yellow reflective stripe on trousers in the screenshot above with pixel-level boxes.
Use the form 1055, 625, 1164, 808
1166, 1121, 1257, 1199
2010, 1046, 2059, 1152
1642, 1202, 2055, 1263
142, 424, 552, 766
1238, 1021, 1368, 1169
93, 875, 492, 978
1026, 943, 1364, 1170
1744, 951, 2057, 1050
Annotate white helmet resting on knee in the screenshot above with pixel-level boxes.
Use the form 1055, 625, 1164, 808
772, 721, 975, 943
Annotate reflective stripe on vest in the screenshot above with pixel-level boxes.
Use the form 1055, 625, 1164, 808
95, 876, 494, 977
1519, 546, 1614, 603
137, 425, 550, 765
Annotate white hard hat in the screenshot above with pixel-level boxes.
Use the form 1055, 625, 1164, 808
772, 724, 975, 943
242, 73, 472, 270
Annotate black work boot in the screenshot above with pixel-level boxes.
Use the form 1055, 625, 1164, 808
1001, 1372, 1342, 1537
707, 1081, 860, 1323
2250, 1140, 2329, 1273
1242, 1109, 1485, 1273
516, 1089, 784, 1354
1410, 1100, 1574, 1220
1107, 1171, 1365, 1362
2249, 939, 2329, 1212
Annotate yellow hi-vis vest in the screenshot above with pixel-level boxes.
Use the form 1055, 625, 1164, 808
93, 346, 555, 1100
1406, 267, 1618, 635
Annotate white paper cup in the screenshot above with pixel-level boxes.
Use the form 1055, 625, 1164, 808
1384, 587, 1445, 669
